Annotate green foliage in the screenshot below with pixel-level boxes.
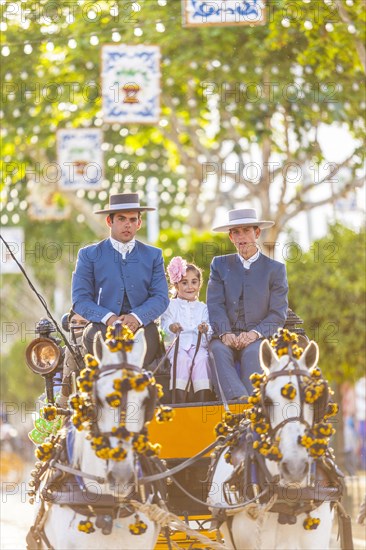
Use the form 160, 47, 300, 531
1, 0, 364, 234
287, 224, 366, 383
157, 229, 235, 298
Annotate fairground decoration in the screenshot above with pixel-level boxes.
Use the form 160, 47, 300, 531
182, 0, 266, 26
101, 44, 161, 124
28, 184, 71, 221
57, 129, 103, 190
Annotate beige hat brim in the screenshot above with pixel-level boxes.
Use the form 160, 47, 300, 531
94, 206, 156, 214
212, 220, 274, 232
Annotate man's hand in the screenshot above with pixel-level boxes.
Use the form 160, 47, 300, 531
119, 314, 141, 333
106, 315, 119, 326
236, 331, 259, 350
198, 322, 209, 334
221, 333, 238, 348
169, 323, 183, 334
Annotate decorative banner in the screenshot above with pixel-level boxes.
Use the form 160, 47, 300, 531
101, 44, 161, 124
182, 0, 266, 27
1, 227, 24, 274
57, 128, 103, 190
28, 184, 71, 221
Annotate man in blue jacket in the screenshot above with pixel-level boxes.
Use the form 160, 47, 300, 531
72, 192, 169, 366
207, 208, 288, 401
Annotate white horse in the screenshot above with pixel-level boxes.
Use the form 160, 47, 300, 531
28, 328, 163, 550
208, 339, 341, 550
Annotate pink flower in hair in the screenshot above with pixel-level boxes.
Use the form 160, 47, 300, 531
167, 256, 187, 284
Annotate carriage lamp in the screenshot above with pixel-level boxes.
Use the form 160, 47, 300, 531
25, 337, 61, 375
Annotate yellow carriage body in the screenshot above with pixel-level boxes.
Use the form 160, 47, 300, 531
150, 401, 250, 549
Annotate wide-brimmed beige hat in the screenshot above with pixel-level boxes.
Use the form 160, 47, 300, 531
212, 208, 274, 232
94, 192, 156, 214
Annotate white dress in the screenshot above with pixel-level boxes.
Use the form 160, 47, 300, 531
161, 298, 212, 392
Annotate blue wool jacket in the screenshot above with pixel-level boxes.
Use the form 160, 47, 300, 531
207, 253, 288, 338
72, 239, 169, 326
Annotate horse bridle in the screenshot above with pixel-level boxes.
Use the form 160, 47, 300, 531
92, 360, 157, 440
259, 356, 328, 437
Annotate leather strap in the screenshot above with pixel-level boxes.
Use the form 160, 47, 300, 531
171, 334, 180, 403
138, 439, 219, 484
184, 332, 202, 395
50, 460, 106, 484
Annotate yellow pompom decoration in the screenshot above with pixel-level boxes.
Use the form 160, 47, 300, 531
84, 354, 99, 369
266, 444, 283, 461
78, 519, 95, 533
248, 388, 261, 405
35, 437, 56, 462
304, 381, 325, 404
129, 516, 148, 535
132, 434, 150, 454
155, 383, 164, 399
105, 325, 134, 353
146, 442, 162, 457
42, 405, 58, 421
281, 383, 297, 400
253, 420, 270, 434
155, 406, 175, 423
303, 516, 320, 530
270, 328, 303, 358
309, 366, 322, 378
214, 422, 229, 438
313, 422, 335, 438
130, 373, 151, 392
106, 391, 123, 408
109, 446, 127, 461
250, 372, 266, 388
324, 402, 339, 420
111, 425, 131, 440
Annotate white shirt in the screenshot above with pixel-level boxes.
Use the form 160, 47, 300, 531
161, 297, 212, 350
110, 236, 136, 259
101, 237, 140, 325
238, 249, 260, 269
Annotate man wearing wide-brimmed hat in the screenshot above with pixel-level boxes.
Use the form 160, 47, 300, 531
71, 192, 169, 365
207, 208, 288, 401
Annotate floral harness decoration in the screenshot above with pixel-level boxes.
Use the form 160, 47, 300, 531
33, 325, 174, 536
213, 328, 339, 531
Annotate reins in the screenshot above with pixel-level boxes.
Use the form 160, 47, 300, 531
183, 331, 202, 395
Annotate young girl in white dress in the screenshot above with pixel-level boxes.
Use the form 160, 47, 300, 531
161, 256, 213, 403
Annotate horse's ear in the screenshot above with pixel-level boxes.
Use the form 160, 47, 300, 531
92, 331, 104, 362
260, 339, 278, 373
126, 328, 146, 369
299, 340, 319, 370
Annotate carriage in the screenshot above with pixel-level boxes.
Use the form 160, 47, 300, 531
24, 312, 353, 550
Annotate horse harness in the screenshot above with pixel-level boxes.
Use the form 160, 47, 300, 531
209, 357, 351, 550
26, 361, 163, 549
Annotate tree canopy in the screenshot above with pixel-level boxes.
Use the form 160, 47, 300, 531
287, 223, 365, 383
1, 1, 364, 405
1, 0, 365, 241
